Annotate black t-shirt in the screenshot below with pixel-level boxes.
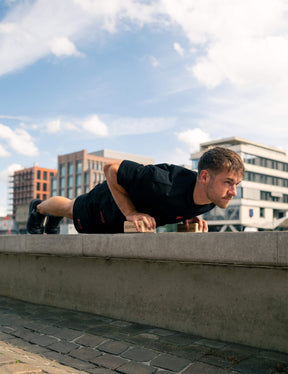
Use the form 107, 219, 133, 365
117, 160, 215, 227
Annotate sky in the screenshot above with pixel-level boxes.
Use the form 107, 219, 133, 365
1, 0, 288, 215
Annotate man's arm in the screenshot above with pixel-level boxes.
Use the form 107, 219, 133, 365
104, 161, 156, 232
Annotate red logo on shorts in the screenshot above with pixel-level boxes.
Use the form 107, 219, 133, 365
77, 218, 83, 230
100, 211, 106, 224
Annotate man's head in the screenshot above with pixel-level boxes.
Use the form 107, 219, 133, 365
198, 146, 245, 178
196, 147, 245, 208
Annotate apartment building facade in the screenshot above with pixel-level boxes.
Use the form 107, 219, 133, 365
190, 137, 288, 231
11, 165, 57, 218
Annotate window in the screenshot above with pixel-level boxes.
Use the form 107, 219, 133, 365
191, 159, 199, 170
76, 160, 82, 173
43, 171, 47, 180
85, 172, 89, 185
67, 188, 74, 199
60, 164, 66, 177
60, 177, 65, 188
37, 170, 41, 179
37, 182, 41, 191
68, 176, 73, 187
68, 162, 73, 175
43, 183, 47, 191
260, 207, 265, 218
75, 187, 82, 196
76, 175, 82, 187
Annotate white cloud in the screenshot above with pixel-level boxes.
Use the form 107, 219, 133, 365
49, 37, 83, 57
0, 162, 23, 217
173, 42, 184, 56
0, 163, 23, 183
149, 56, 160, 68
81, 115, 109, 137
177, 128, 211, 153
46, 119, 61, 133
46, 119, 79, 133
0, 0, 160, 76
0, 123, 38, 156
0, 144, 10, 157
109, 116, 176, 136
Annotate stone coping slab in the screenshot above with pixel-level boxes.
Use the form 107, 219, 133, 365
0, 231, 287, 267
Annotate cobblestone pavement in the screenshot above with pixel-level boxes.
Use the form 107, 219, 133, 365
0, 296, 288, 374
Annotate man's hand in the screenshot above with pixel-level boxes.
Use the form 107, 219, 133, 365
185, 217, 208, 232
126, 212, 156, 232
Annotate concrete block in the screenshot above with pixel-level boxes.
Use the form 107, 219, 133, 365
124, 221, 155, 233
25, 235, 83, 256
177, 223, 200, 232
277, 231, 288, 266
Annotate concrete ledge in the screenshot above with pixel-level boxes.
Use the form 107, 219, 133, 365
0, 232, 287, 354
1, 231, 288, 266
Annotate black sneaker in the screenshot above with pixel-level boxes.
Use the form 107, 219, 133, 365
44, 215, 63, 234
27, 199, 45, 234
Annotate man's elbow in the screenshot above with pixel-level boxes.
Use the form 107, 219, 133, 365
104, 161, 122, 179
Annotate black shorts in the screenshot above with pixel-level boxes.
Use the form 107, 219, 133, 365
73, 182, 125, 234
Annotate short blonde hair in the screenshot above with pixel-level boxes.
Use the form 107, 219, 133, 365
198, 147, 245, 177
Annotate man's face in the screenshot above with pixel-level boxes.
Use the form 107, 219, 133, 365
205, 168, 242, 209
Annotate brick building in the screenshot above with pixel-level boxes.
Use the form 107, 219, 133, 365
11, 165, 57, 218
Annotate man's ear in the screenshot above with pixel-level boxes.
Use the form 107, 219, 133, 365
199, 170, 210, 185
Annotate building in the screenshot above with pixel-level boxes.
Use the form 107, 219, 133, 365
11, 165, 57, 232
190, 137, 288, 232
0, 215, 18, 235
54, 149, 154, 199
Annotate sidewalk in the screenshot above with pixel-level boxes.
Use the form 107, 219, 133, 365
0, 296, 287, 374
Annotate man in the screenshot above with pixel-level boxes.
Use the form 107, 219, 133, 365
26, 146, 244, 234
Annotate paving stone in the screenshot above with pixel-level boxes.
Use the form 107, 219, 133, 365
151, 354, 191, 372
110, 320, 133, 328
69, 347, 102, 361
233, 356, 279, 374
29, 334, 59, 347
49, 327, 82, 341
182, 362, 232, 373
257, 350, 288, 364
11, 328, 39, 341
87, 369, 115, 374
97, 340, 130, 355
148, 328, 176, 337
117, 361, 157, 374
121, 347, 159, 362
161, 333, 199, 346
220, 344, 259, 362
48, 341, 79, 354
90, 353, 128, 370
195, 339, 227, 349
22, 321, 49, 332
53, 355, 96, 372
200, 352, 236, 368
1, 326, 15, 334
74, 333, 106, 348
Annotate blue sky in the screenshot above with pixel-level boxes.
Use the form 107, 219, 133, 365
1, 0, 288, 215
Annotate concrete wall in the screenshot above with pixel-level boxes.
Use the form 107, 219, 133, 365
0, 232, 287, 353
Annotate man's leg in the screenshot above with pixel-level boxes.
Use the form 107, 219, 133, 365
27, 197, 74, 234
37, 196, 74, 219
